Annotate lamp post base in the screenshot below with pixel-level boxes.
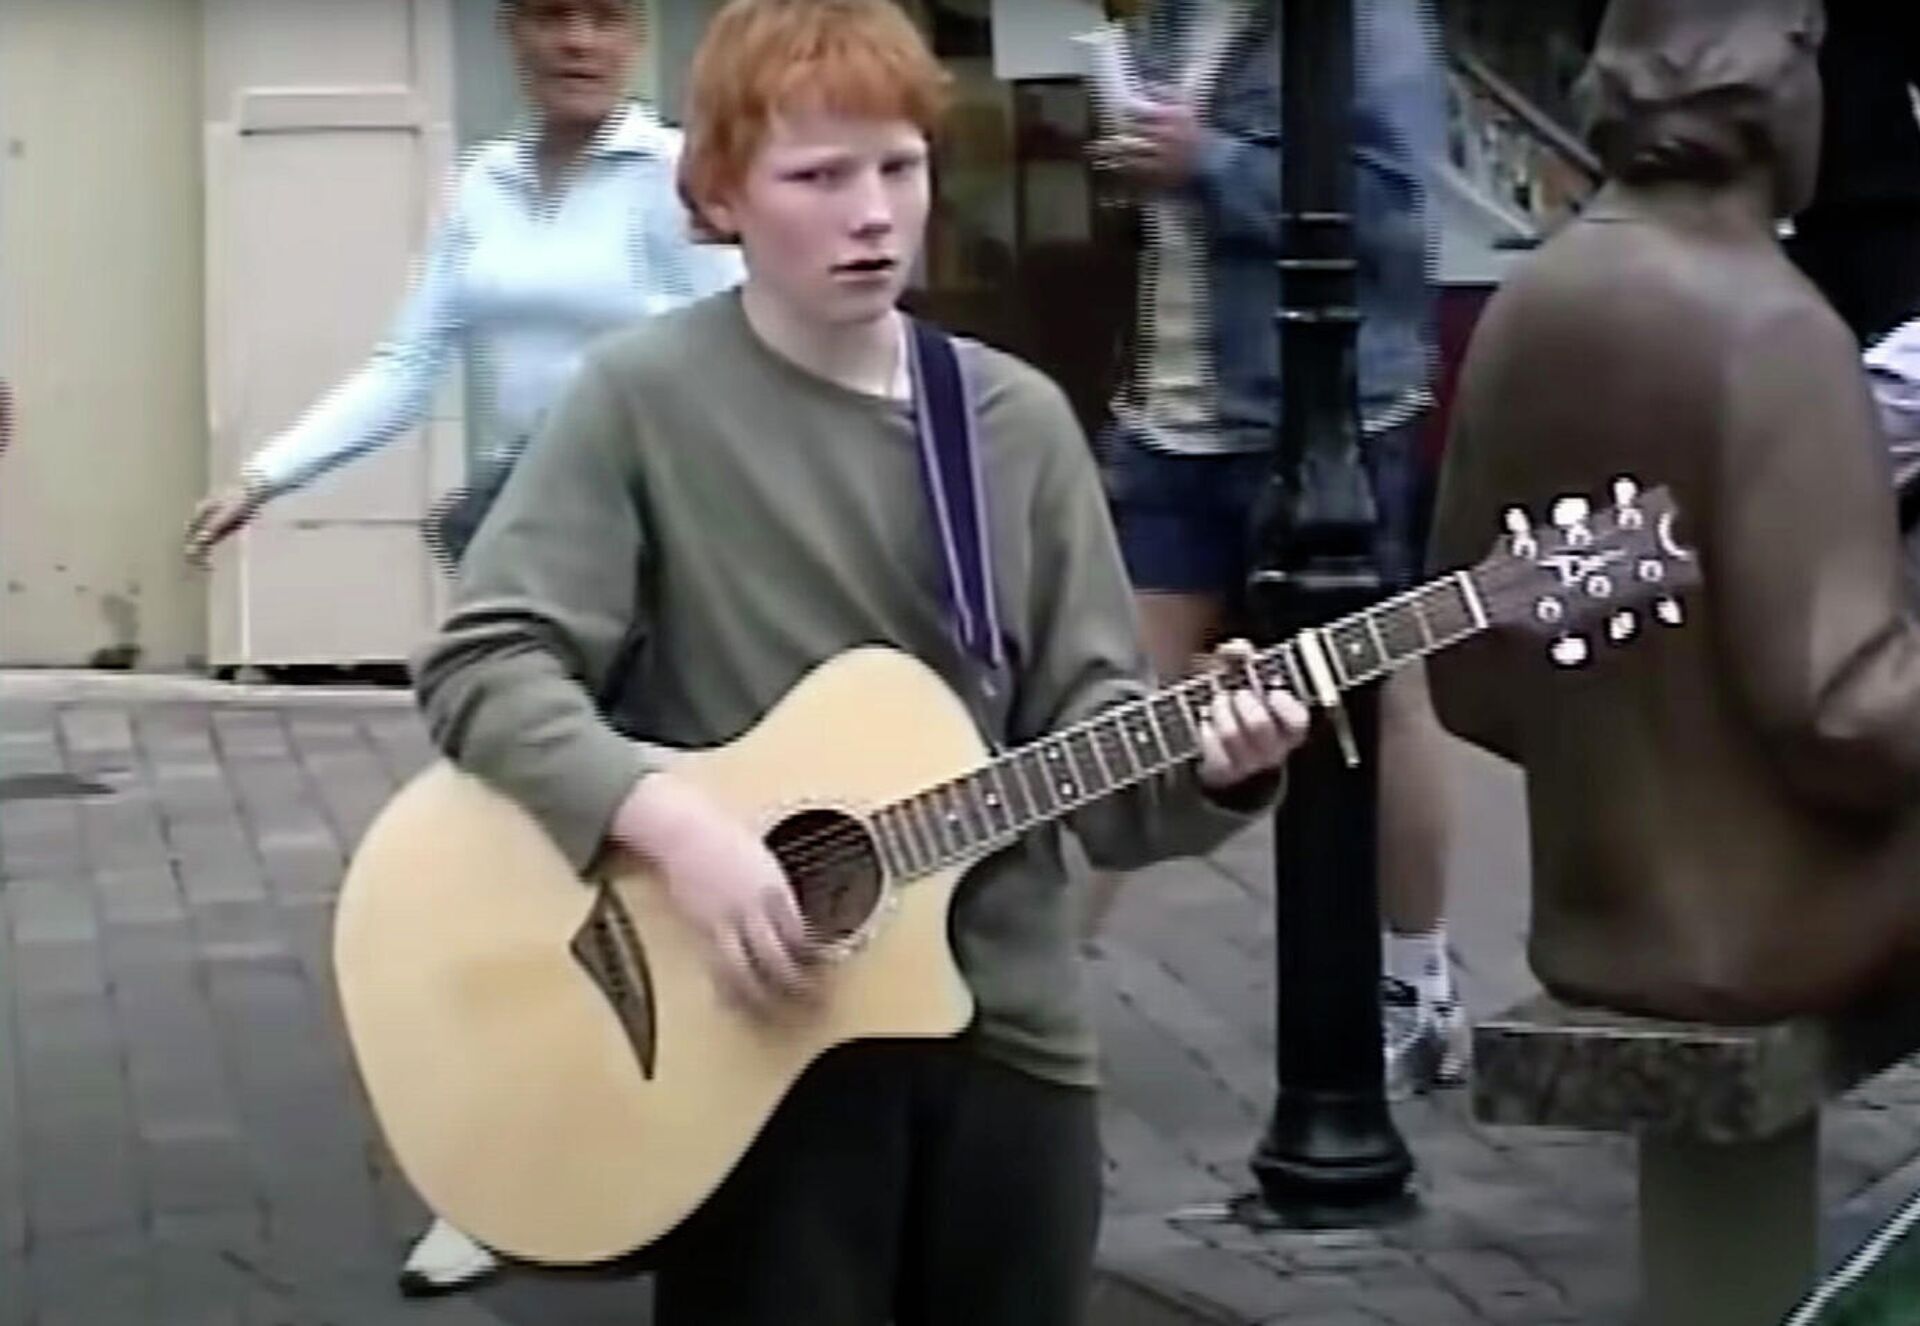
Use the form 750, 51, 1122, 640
1242, 1087, 1417, 1230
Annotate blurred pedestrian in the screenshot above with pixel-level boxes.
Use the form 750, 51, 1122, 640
184, 0, 741, 572
1085, 0, 1466, 1097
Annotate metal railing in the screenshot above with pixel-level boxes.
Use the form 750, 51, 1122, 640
1444, 44, 1603, 245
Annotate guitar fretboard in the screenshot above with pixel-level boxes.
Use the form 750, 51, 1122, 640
869, 571, 1488, 882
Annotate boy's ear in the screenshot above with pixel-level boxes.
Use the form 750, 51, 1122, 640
702, 194, 740, 242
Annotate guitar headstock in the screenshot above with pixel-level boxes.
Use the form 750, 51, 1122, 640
1470, 478, 1700, 667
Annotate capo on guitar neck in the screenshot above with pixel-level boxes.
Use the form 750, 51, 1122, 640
1292, 629, 1361, 768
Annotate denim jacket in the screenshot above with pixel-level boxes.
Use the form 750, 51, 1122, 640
1126, 0, 1445, 444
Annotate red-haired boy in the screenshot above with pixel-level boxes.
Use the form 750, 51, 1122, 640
413, 2, 1307, 1320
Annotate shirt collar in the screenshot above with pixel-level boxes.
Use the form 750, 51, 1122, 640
496, 100, 675, 184
592, 100, 677, 159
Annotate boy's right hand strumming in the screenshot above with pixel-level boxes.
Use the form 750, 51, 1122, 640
610, 772, 823, 1016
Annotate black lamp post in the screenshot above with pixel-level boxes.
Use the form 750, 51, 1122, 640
1240, 0, 1417, 1228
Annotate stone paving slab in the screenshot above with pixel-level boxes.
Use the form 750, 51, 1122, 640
0, 679, 1917, 1325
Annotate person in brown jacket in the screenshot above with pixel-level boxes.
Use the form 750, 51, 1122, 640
1429, 0, 1920, 1024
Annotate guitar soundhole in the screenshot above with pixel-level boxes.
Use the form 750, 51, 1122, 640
767, 809, 885, 944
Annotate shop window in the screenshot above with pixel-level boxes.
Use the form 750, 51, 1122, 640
909, 0, 1141, 434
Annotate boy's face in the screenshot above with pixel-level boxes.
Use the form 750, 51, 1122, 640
708, 107, 931, 330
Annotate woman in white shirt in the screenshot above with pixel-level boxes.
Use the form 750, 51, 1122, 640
184, 0, 741, 563
183, 0, 738, 1299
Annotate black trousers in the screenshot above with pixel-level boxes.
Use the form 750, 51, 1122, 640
652, 1038, 1103, 1326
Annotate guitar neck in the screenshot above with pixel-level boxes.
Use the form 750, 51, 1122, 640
869, 569, 1492, 883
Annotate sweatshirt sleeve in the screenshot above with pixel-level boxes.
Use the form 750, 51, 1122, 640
1705, 301, 1920, 814
410, 354, 660, 871
1004, 370, 1281, 871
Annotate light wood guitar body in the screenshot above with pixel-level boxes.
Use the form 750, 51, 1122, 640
335, 647, 978, 1264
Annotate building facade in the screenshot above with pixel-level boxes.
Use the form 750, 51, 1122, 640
0, 0, 1589, 670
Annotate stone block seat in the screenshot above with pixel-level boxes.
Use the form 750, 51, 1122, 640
1472, 990, 1920, 1326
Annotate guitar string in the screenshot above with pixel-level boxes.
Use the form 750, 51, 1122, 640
629, 552, 1668, 887
769, 661, 1296, 889
758, 650, 1294, 876
756, 602, 1414, 870
747, 553, 1663, 882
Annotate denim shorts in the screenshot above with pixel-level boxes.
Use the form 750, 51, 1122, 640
1100, 422, 1433, 599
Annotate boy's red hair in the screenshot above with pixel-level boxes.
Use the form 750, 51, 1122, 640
678, 0, 952, 243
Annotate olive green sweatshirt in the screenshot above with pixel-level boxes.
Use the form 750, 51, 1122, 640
412, 290, 1273, 1086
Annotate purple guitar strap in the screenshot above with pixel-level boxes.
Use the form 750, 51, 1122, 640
904, 318, 1007, 703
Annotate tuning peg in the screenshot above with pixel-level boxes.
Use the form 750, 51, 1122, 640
1551, 496, 1591, 529
1607, 611, 1639, 644
1614, 477, 1645, 529
1505, 506, 1538, 558
1656, 597, 1685, 628
1551, 635, 1591, 668
1552, 496, 1593, 548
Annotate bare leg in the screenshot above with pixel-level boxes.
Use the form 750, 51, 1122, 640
1375, 661, 1467, 1091
1083, 591, 1227, 940
1377, 662, 1451, 935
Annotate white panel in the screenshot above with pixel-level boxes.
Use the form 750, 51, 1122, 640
226, 0, 417, 91
236, 524, 440, 664
238, 88, 429, 133
204, 0, 457, 666
224, 128, 435, 520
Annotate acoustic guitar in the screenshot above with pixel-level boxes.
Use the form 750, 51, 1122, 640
334, 480, 1697, 1264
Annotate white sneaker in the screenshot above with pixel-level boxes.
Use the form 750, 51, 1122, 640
398, 1218, 500, 1298
1430, 994, 1471, 1087
1381, 978, 1471, 1101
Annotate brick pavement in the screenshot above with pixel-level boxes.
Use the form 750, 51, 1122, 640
2, 673, 1919, 1325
